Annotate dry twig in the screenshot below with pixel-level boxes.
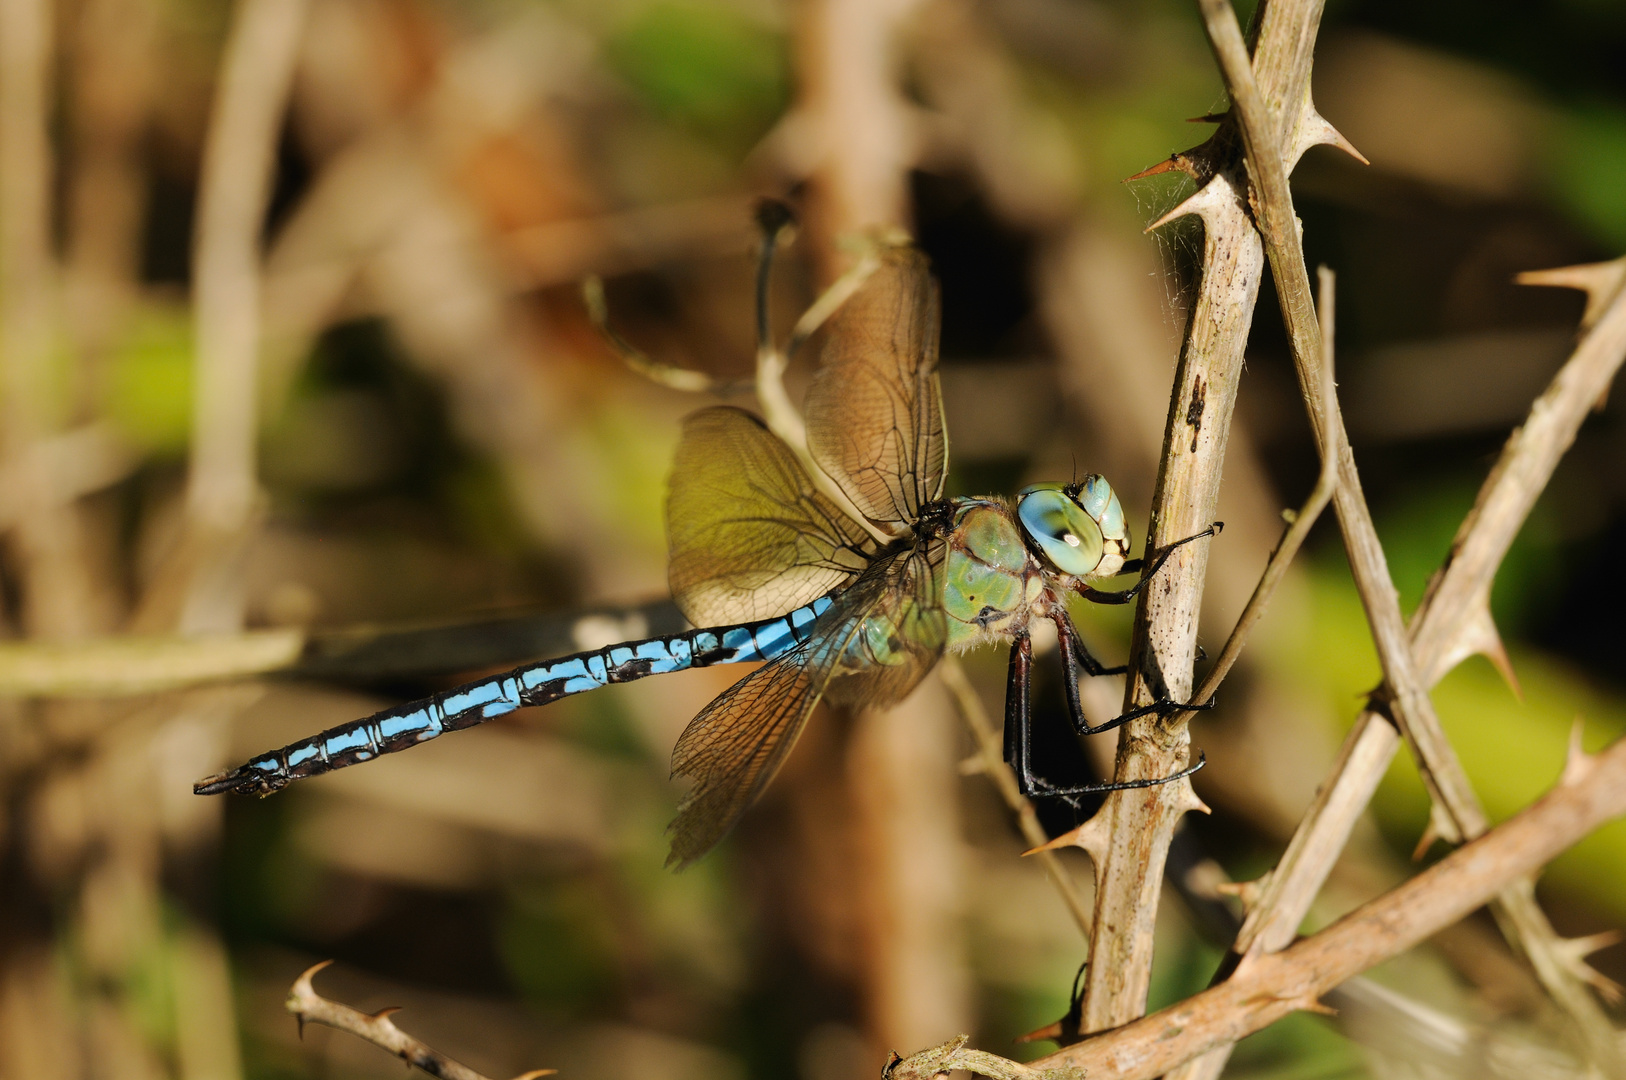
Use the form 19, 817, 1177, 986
1030, 733, 1626, 1080
286, 962, 554, 1080
0, 629, 302, 696
1073, 0, 1347, 1032
1190, 1, 1626, 1073
1173, 267, 1340, 720
883, 1035, 1083, 1080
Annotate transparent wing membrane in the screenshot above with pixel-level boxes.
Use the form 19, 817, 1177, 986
823, 536, 946, 709
668, 406, 873, 626
665, 542, 946, 867
805, 247, 948, 531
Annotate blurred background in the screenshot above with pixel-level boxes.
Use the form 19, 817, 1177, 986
0, 0, 1623, 1078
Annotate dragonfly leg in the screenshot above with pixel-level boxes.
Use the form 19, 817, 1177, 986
1050, 611, 1219, 739
1021, 751, 1207, 800
755, 199, 795, 355
1004, 631, 1032, 782
1070, 694, 1218, 739
1053, 611, 1122, 737
1078, 521, 1224, 605
1007, 631, 1083, 803
1006, 630, 1210, 799
1054, 609, 1125, 679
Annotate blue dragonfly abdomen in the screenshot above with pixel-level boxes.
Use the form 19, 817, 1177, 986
194, 594, 836, 797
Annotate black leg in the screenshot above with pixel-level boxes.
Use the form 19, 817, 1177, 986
1051, 611, 1215, 737
1004, 632, 1032, 785
1075, 695, 1217, 737
1054, 610, 1124, 679
1079, 521, 1223, 606
1008, 629, 1211, 797
1023, 751, 1207, 800
754, 200, 795, 356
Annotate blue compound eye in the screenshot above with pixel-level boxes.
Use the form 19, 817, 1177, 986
1075, 474, 1127, 545
1018, 487, 1105, 577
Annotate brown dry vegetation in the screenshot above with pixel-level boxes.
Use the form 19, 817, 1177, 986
0, 2, 1624, 1080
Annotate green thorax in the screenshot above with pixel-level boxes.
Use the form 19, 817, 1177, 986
942, 498, 1045, 650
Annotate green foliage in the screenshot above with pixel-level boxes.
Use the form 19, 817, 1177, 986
604, 2, 788, 151
1375, 476, 1566, 635
103, 304, 193, 456
499, 877, 624, 1012
1546, 101, 1626, 249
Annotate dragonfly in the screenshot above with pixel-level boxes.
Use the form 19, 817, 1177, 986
196, 241, 1219, 868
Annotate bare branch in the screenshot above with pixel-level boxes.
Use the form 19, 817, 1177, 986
286, 962, 554, 1080
883, 1035, 1083, 1080
1172, 267, 1340, 721
1077, 0, 1331, 1032
0, 628, 302, 697
1034, 733, 1626, 1080
1193, 0, 1626, 1071
1415, 256, 1626, 686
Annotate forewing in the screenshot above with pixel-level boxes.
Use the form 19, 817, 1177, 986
805, 247, 948, 531
668, 406, 872, 626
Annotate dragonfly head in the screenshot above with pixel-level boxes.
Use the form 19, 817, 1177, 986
1017, 477, 1130, 579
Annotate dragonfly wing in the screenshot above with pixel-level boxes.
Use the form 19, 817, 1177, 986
805, 246, 948, 531
824, 536, 947, 709
668, 405, 872, 626
666, 647, 824, 868
665, 543, 945, 867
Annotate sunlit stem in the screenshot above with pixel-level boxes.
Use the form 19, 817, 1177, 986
1169, 267, 1342, 726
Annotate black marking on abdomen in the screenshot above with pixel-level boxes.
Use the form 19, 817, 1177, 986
609, 657, 655, 683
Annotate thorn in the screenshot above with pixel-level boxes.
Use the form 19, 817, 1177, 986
1215, 875, 1267, 912
1439, 599, 1520, 698
1025, 808, 1111, 864
1562, 717, 1597, 787
1298, 998, 1339, 1017
1469, 602, 1521, 699
1173, 782, 1211, 817
510, 1071, 560, 1079
1144, 176, 1237, 234
1412, 803, 1461, 861
1187, 112, 1228, 124
1560, 929, 1623, 962
371, 1006, 403, 1021
1482, 630, 1521, 702
1297, 110, 1368, 167
1517, 257, 1626, 330
1410, 818, 1442, 862
1580, 965, 1624, 1006
1016, 1020, 1065, 1044
1182, 857, 1234, 902
1124, 156, 1186, 183
294, 958, 336, 992
1555, 931, 1626, 1004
